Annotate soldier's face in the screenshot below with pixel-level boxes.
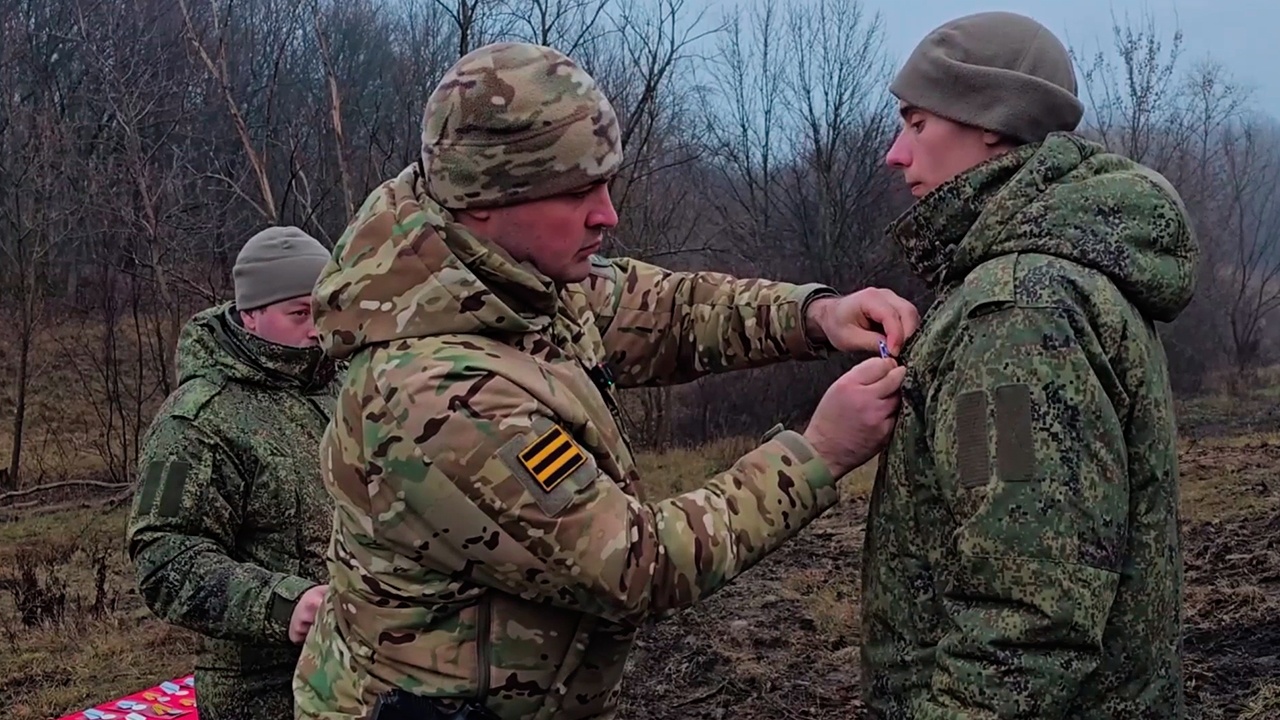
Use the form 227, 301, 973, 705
885, 105, 1012, 199
460, 181, 618, 284
241, 296, 320, 347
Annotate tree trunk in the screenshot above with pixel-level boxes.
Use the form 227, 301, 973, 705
7, 317, 33, 490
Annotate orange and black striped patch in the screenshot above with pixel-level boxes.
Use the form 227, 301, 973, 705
517, 424, 587, 492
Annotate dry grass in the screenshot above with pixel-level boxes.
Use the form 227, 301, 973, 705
0, 507, 197, 719
636, 433, 879, 501
1241, 683, 1280, 720
4, 363, 1278, 718
0, 313, 171, 486
1178, 432, 1280, 525
0, 436, 876, 719
633, 435, 763, 501
617, 403, 1280, 718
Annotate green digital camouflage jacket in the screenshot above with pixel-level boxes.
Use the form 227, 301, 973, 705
861, 132, 1198, 718
292, 163, 842, 720
126, 304, 343, 720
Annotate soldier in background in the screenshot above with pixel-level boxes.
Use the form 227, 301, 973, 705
860, 11, 1195, 718
126, 226, 342, 720
293, 41, 917, 720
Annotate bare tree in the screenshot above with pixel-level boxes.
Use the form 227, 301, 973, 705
702, 0, 900, 288
0, 111, 73, 490
435, 0, 512, 57
5, 0, 1267, 490
0, 2, 84, 490
312, 0, 356, 219
1073, 7, 1189, 172
777, 0, 898, 286
502, 0, 610, 54
1218, 117, 1280, 378
73, 0, 209, 391
640, 0, 910, 445
176, 0, 283, 224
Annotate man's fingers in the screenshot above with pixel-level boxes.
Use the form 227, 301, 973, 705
839, 326, 880, 352
893, 297, 921, 345
874, 294, 919, 355
846, 356, 898, 385
866, 294, 906, 354
854, 289, 919, 355
869, 365, 908, 399
884, 319, 902, 355
867, 304, 900, 351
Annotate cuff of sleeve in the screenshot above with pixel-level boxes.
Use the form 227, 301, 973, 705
761, 426, 840, 509
265, 575, 318, 643
793, 284, 840, 358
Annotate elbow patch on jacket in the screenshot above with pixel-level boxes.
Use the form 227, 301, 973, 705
498, 418, 598, 518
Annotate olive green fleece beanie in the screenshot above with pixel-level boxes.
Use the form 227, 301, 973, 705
232, 226, 332, 311
890, 11, 1083, 144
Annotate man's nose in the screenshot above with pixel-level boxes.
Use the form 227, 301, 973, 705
587, 185, 619, 229
885, 131, 911, 168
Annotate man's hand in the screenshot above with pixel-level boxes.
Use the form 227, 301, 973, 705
803, 356, 906, 478
806, 288, 920, 356
289, 584, 328, 644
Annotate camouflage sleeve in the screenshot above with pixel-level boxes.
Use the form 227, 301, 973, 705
579, 256, 836, 386
361, 362, 839, 627
125, 416, 318, 645
924, 305, 1126, 718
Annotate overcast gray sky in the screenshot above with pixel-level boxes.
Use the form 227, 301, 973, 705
869, 0, 1276, 113
690, 0, 1275, 115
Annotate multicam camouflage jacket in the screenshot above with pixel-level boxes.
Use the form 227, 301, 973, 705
292, 163, 842, 720
861, 132, 1198, 718
126, 304, 342, 720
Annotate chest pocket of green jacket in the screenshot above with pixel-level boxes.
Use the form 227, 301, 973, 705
232, 396, 333, 582
237, 451, 304, 575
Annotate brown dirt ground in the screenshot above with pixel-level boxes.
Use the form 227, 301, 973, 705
3, 414, 1279, 719
614, 427, 1280, 719
617, 490, 874, 719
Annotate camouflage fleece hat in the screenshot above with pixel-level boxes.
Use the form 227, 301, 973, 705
421, 42, 623, 209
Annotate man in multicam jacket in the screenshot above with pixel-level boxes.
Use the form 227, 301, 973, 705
126, 226, 343, 720
292, 41, 916, 720
860, 11, 1197, 719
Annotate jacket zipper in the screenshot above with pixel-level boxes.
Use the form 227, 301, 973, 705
585, 362, 634, 458
302, 395, 332, 427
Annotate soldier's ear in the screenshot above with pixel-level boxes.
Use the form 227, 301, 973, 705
982, 130, 1013, 149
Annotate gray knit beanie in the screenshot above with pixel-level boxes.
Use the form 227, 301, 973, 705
232, 226, 331, 311
890, 11, 1083, 144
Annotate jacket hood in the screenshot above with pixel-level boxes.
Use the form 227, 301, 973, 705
175, 303, 336, 392
313, 163, 563, 360
888, 132, 1199, 322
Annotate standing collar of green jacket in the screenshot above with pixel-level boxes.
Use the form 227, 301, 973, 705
886, 132, 1198, 323
887, 142, 1040, 289
176, 303, 337, 393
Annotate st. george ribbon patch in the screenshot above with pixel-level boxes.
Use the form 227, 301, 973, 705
517, 424, 588, 492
